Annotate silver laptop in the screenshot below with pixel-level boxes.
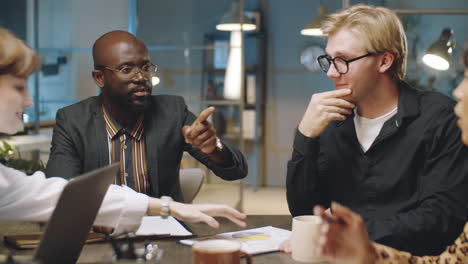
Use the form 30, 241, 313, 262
34, 163, 119, 264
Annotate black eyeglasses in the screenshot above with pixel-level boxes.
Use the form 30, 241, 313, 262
96, 63, 158, 80
317, 53, 376, 74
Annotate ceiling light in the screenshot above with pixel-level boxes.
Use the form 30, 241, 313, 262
216, 1, 256, 31
301, 5, 328, 36
422, 28, 455, 71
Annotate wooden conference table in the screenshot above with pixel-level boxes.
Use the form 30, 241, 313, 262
0, 215, 302, 263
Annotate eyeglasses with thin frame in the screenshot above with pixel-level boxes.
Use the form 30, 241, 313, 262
96, 63, 158, 80
317, 53, 376, 74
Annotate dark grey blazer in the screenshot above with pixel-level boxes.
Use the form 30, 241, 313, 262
45, 95, 248, 202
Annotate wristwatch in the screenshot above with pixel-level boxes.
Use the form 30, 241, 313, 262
160, 196, 173, 219
215, 137, 224, 152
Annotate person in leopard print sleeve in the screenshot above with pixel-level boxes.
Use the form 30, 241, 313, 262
312, 202, 468, 264
373, 225, 468, 264
310, 42, 468, 264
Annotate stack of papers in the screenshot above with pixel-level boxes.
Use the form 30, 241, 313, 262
134, 216, 192, 237
179, 226, 291, 255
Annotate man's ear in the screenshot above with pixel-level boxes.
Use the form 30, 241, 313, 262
92, 70, 105, 88
378, 51, 395, 74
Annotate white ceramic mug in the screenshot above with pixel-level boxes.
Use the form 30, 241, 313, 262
291, 215, 326, 263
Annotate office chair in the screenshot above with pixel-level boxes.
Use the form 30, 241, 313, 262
179, 168, 205, 203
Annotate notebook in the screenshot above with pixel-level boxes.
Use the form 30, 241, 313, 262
33, 163, 119, 264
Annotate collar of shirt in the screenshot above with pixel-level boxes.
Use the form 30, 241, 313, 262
394, 81, 420, 123
102, 105, 145, 141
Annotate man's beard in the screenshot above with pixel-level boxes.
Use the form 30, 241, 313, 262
110, 92, 151, 114
127, 98, 151, 113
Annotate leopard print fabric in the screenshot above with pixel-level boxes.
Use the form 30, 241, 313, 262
373, 223, 468, 264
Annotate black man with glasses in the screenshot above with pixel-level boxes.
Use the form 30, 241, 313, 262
285, 4, 468, 255
46, 30, 248, 203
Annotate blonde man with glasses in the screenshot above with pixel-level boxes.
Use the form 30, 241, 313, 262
286, 4, 468, 255
46, 30, 248, 204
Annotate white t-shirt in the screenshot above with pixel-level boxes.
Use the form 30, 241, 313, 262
0, 164, 148, 235
353, 107, 398, 152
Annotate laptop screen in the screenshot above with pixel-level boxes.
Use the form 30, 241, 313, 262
34, 163, 119, 264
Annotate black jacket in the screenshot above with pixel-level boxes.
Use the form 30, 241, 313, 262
46, 95, 248, 202
287, 82, 468, 255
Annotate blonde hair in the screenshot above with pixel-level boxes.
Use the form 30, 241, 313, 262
321, 4, 407, 81
0, 28, 40, 78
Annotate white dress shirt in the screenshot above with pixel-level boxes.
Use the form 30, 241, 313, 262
0, 164, 148, 235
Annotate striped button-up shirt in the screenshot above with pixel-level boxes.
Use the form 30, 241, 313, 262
102, 106, 150, 194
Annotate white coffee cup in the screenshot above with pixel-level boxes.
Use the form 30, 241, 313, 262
291, 215, 326, 263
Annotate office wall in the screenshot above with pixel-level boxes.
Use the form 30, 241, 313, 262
263, 0, 341, 186
136, 0, 262, 186
36, 0, 128, 121
0, 0, 27, 40
136, 0, 258, 111
70, 0, 129, 100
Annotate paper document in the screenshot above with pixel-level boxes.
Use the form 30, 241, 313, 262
135, 216, 192, 237
179, 226, 291, 255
